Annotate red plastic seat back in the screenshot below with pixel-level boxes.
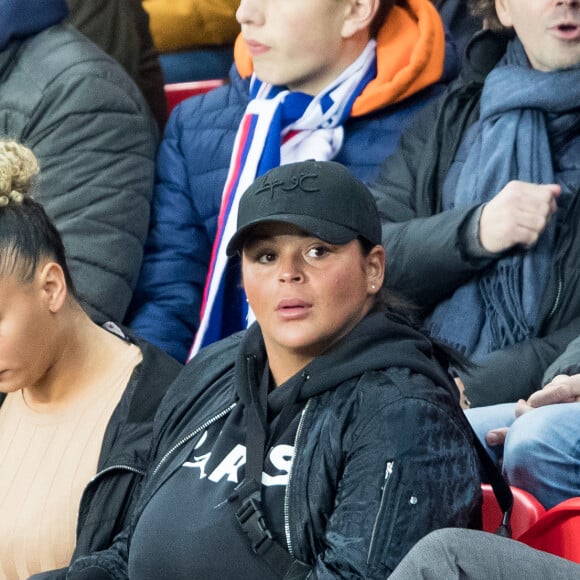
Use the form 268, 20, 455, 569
164, 79, 225, 114
481, 483, 546, 539
519, 497, 580, 564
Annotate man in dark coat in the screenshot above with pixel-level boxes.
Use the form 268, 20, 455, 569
371, 0, 580, 407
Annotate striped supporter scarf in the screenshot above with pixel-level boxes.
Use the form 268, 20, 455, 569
188, 41, 377, 360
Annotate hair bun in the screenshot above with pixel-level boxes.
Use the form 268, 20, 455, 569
0, 140, 40, 202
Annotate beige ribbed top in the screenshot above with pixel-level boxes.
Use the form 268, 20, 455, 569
0, 344, 142, 580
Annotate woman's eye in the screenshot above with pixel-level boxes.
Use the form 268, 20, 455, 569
306, 245, 329, 258
257, 251, 276, 264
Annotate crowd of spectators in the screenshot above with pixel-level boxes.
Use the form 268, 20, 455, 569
1, 0, 579, 577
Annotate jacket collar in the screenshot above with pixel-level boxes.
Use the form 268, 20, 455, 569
460, 29, 513, 85
235, 311, 457, 406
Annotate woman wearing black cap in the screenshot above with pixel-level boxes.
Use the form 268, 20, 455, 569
64, 160, 482, 580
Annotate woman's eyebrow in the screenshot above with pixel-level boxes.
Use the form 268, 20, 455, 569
244, 235, 271, 247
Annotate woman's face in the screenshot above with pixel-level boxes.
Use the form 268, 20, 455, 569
236, 0, 362, 95
242, 223, 384, 363
0, 266, 56, 393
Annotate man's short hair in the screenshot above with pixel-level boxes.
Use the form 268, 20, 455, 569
370, 0, 399, 38
469, 0, 504, 31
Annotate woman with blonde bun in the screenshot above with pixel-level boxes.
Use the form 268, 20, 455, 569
0, 141, 182, 579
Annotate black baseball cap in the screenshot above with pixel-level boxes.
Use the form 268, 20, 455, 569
226, 160, 382, 256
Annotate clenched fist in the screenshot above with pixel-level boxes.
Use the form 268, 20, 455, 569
479, 181, 560, 254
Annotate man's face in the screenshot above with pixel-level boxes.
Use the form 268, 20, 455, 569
495, 0, 580, 71
236, 0, 359, 95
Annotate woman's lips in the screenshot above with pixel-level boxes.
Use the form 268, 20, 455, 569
276, 299, 311, 320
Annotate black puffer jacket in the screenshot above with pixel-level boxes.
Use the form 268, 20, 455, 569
372, 30, 580, 406
67, 312, 481, 579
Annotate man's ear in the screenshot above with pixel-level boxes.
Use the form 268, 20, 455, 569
38, 262, 68, 314
494, 0, 514, 28
341, 0, 380, 39
366, 244, 386, 295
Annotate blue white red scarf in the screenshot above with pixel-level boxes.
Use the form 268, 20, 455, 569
189, 41, 377, 359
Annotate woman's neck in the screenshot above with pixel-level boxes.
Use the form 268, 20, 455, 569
267, 348, 314, 388
22, 313, 131, 411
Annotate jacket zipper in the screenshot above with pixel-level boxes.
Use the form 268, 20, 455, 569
76, 464, 147, 536
367, 461, 394, 562
283, 400, 311, 558
88, 464, 146, 484
546, 273, 563, 321
80, 464, 146, 512
545, 184, 580, 324
79, 405, 236, 539
151, 403, 236, 478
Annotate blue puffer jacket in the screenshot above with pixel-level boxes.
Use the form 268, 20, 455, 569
126, 1, 459, 362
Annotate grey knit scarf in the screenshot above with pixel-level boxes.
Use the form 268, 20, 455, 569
428, 38, 580, 358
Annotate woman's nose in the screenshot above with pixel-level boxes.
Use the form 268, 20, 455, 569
278, 255, 304, 283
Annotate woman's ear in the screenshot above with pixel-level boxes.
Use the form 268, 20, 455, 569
341, 0, 380, 39
38, 262, 68, 314
366, 244, 386, 295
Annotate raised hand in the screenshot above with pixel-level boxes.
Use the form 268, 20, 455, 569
479, 181, 560, 254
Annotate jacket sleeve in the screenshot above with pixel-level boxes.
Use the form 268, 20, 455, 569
370, 100, 495, 310
542, 334, 580, 384
461, 314, 580, 406
126, 106, 212, 363
25, 54, 158, 325
308, 383, 481, 578
65, 528, 130, 580
143, 0, 240, 52
28, 568, 67, 579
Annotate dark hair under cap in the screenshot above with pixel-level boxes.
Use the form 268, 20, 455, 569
226, 159, 382, 256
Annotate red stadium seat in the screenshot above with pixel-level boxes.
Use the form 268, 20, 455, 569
164, 79, 225, 114
519, 497, 580, 564
481, 483, 546, 539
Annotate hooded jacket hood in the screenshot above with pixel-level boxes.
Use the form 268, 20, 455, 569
0, 0, 68, 51
236, 311, 458, 411
233, 0, 449, 118
460, 29, 512, 85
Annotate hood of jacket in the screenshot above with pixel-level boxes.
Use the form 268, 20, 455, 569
236, 311, 457, 411
0, 0, 68, 51
458, 29, 512, 86
233, 0, 452, 118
